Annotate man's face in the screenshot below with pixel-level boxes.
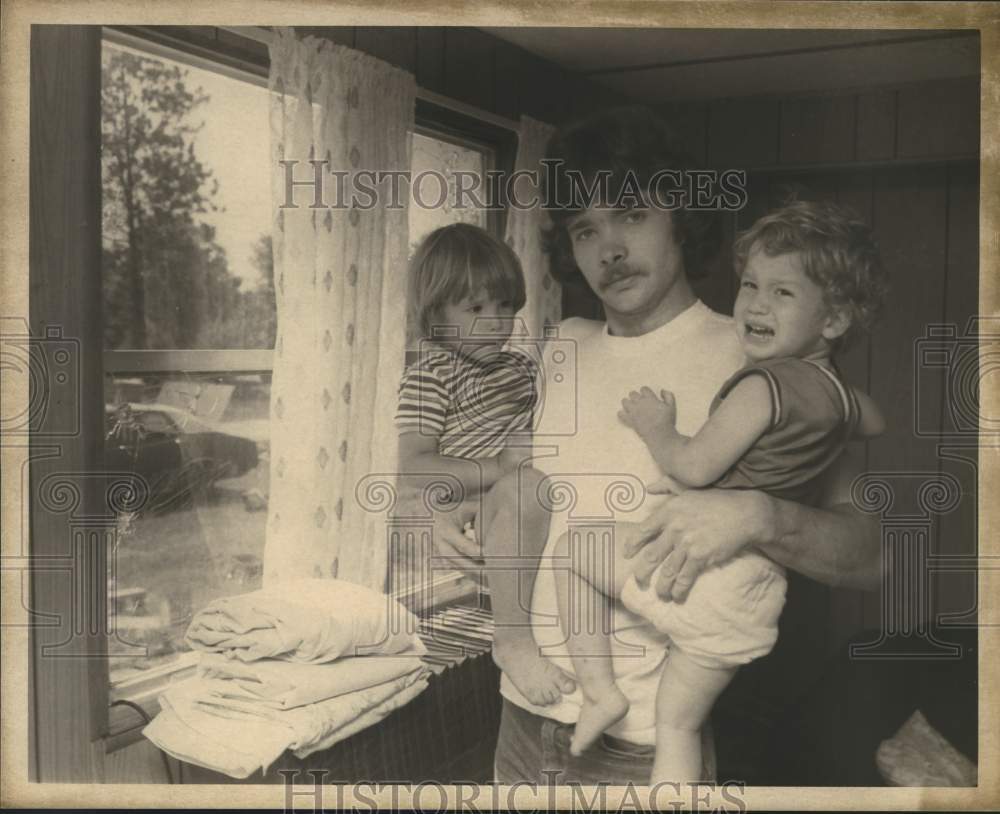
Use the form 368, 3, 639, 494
565, 205, 686, 319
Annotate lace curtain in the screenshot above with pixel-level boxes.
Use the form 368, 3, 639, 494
507, 116, 561, 338
264, 29, 415, 589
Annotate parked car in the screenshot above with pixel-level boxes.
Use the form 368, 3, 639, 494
104, 403, 259, 512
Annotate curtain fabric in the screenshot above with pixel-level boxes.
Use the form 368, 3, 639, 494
506, 116, 561, 340
264, 29, 415, 589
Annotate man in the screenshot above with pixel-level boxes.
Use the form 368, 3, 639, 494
438, 106, 881, 785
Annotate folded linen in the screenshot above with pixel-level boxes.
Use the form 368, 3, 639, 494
144, 666, 429, 779
185, 578, 420, 663
197, 642, 427, 709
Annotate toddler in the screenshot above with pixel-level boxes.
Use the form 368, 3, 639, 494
396, 223, 573, 706
556, 200, 889, 782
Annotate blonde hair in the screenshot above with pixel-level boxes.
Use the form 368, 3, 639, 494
734, 200, 889, 350
407, 223, 526, 344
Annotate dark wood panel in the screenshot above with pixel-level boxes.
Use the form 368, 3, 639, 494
864, 166, 949, 629
935, 162, 979, 621
214, 28, 270, 66
708, 99, 779, 168
867, 167, 948, 479
354, 27, 416, 72
659, 102, 709, 166
415, 28, 445, 95
29, 24, 107, 782
768, 172, 838, 209
518, 50, 567, 126
739, 172, 771, 230
779, 95, 855, 166
897, 79, 979, 159
493, 39, 521, 121
832, 171, 874, 650
856, 90, 896, 162
443, 28, 495, 112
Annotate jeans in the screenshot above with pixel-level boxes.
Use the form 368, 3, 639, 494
493, 699, 716, 785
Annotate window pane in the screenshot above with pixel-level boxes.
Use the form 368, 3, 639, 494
408, 132, 488, 255
105, 372, 270, 684
101, 39, 274, 350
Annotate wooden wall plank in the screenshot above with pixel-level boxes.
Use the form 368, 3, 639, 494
708, 99, 779, 168
29, 24, 107, 782
767, 172, 839, 209
518, 51, 563, 125
415, 28, 445, 95
864, 166, 949, 630
832, 170, 875, 650
659, 102, 709, 166
897, 79, 979, 159
354, 27, 417, 72
856, 90, 896, 162
493, 40, 522, 121
935, 162, 979, 622
779, 95, 855, 166
443, 28, 495, 112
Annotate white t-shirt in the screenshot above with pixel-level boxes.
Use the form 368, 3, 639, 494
499, 299, 745, 744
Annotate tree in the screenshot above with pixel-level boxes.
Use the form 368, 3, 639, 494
102, 46, 222, 349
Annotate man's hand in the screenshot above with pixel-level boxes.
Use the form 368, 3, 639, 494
618, 387, 676, 440
624, 488, 774, 601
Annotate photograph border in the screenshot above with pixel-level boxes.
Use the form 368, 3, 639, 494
1, 0, 997, 809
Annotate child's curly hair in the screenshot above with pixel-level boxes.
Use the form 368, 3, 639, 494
733, 200, 889, 351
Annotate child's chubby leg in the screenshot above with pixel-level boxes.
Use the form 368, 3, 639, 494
650, 648, 736, 784
554, 521, 647, 755
479, 466, 576, 707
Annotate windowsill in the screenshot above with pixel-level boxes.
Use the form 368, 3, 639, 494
103, 571, 483, 753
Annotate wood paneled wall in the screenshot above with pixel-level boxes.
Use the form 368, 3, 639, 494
655, 80, 980, 651
143, 25, 626, 125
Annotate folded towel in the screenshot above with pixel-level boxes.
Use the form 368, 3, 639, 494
185, 578, 420, 663
144, 666, 429, 778
197, 641, 427, 709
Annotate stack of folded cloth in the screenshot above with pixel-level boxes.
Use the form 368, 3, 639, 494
144, 578, 430, 779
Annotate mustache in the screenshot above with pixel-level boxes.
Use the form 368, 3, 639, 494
601, 263, 640, 289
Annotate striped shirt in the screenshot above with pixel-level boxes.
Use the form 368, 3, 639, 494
395, 347, 538, 460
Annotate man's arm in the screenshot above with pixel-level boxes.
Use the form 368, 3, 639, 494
627, 446, 881, 600
755, 445, 881, 588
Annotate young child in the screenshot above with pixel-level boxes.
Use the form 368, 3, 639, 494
555, 200, 889, 782
396, 223, 574, 706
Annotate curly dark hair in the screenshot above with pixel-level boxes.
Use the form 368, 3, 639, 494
541, 106, 723, 286
733, 199, 889, 350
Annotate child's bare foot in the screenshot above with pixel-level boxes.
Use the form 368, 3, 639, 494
493, 633, 576, 706
570, 687, 629, 755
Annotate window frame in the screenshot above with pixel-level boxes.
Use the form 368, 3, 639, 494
96, 26, 520, 748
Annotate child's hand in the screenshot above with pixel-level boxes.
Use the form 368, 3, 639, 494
618, 387, 676, 439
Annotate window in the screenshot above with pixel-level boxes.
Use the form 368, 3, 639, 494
101, 33, 274, 691
100, 31, 512, 697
